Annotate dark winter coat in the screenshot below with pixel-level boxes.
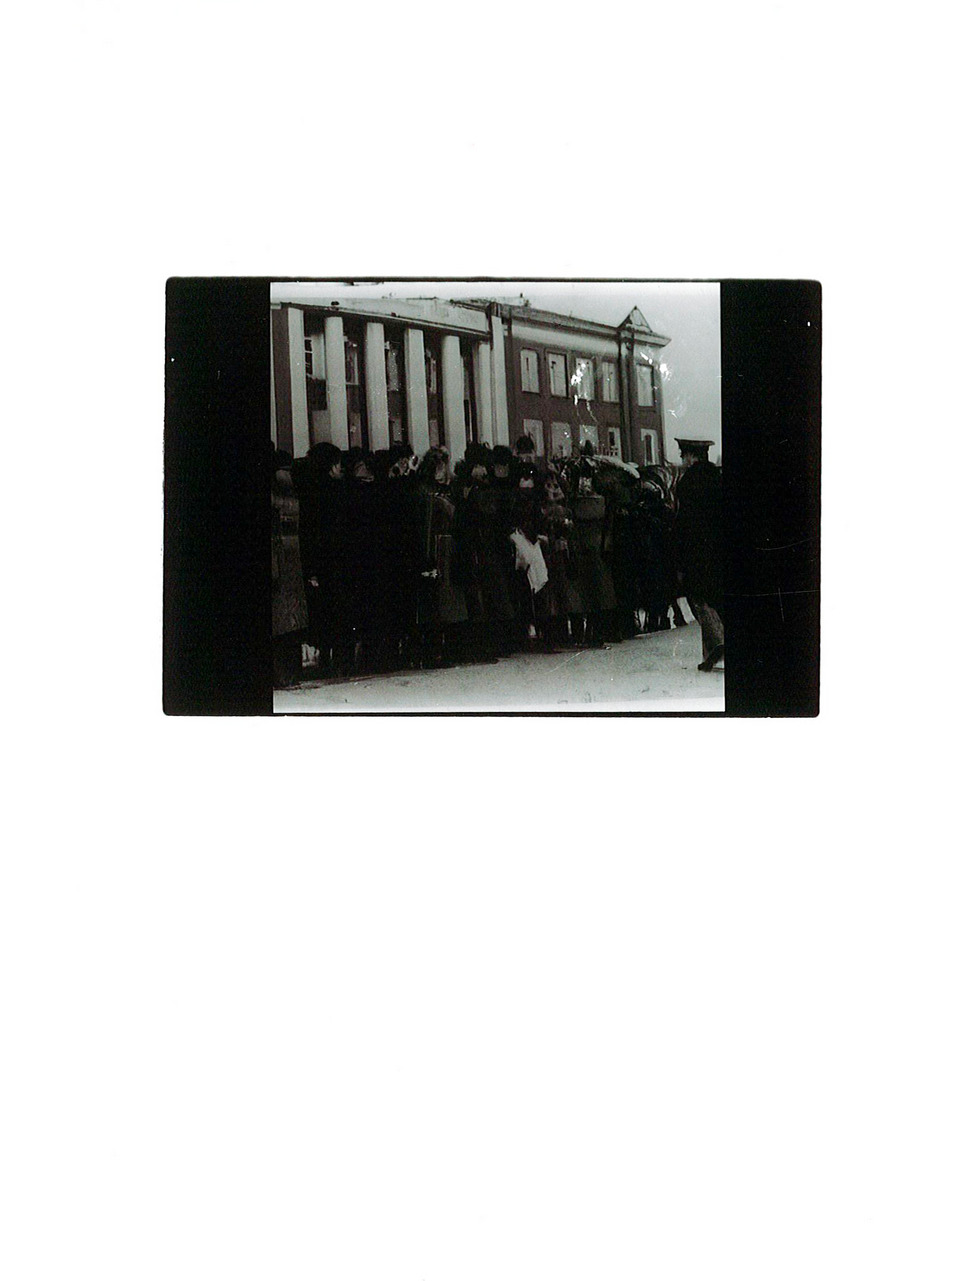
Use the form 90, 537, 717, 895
272, 469, 308, 637
415, 482, 469, 627
293, 467, 348, 644
381, 477, 421, 635
450, 480, 487, 621
339, 479, 386, 639
607, 487, 645, 614
636, 488, 675, 612
468, 483, 516, 622
571, 493, 618, 614
541, 498, 583, 616
674, 460, 723, 607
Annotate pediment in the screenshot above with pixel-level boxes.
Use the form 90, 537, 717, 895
621, 305, 652, 332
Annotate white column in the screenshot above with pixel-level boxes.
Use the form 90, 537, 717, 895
323, 314, 349, 451
404, 327, 430, 458
286, 307, 309, 458
475, 341, 493, 445
364, 321, 389, 452
490, 313, 510, 447
441, 334, 466, 462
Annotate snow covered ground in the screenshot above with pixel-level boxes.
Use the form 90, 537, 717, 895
274, 617, 723, 714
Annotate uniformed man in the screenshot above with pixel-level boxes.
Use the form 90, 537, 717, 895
674, 438, 724, 672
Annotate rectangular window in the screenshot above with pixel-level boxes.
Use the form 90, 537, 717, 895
463, 354, 476, 442
640, 429, 660, 464
304, 337, 313, 378
572, 357, 594, 400
601, 361, 619, 403
520, 348, 539, 393
344, 340, 360, 385
386, 344, 401, 391
548, 352, 567, 397
636, 363, 654, 407
426, 350, 438, 394
550, 422, 573, 458
579, 423, 599, 451
522, 419, 544, 457
308, 333, 326, 381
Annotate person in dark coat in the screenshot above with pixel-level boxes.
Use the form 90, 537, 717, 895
451, 444, 497, 663
510, 465, 552, 648
272, 448, 308, 687
339, 450, 383, 673
636, 471, 674, 633
674, 439, 724, 670
514, 433, 545, 478
414, 448, 469, 667
570, 465, 618, 646
540, 472, 582, 648
294, 441, 345, 678
384, 456, 422, 671
595, 465, 642, 641
474, 445, 518, 655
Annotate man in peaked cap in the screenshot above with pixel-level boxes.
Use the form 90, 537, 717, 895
676, 439, 713, 465
674, 439, 724, 671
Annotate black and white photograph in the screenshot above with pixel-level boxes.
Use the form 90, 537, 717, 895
270, 281, 724, 713
10, 3, 958, 1280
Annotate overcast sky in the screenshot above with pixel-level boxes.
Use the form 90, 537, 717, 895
273, 280, 721, 464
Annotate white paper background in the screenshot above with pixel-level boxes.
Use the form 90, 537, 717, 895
4, 4, 956, 1280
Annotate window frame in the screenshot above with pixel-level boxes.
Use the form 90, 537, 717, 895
547, 350, 568, 398
550, 421, 573, 458
579, 422, 599, 451
462, 352, 477, 442
344, 339, 360, 386
600, 360, 619, 403
572, 356, 595, 401
640, 428, 660, 465
636, 362, 654, 408
386, 342, 402, 392
520, 348, 540, 394
521, 418, 545, 457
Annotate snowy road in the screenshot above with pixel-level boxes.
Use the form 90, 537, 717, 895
275, 617, 723, 713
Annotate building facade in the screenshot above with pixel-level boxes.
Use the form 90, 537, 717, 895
271, 293, 670, 467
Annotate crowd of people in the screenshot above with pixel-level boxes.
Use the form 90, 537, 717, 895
271, 434, 723, 687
